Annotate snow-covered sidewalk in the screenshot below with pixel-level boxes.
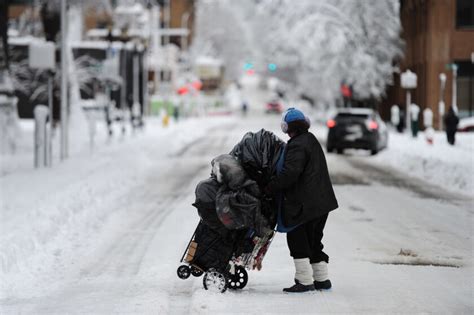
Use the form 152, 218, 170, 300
371, 131, 473, 196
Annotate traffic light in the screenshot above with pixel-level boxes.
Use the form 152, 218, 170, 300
243, 62, 253, 71
268, 63, 277, 72
341, 84, 352, 98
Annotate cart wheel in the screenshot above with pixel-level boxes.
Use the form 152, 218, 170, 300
191, 266, 204, 277
203, 269, 227, 293
227, 266, 248, 290
177, 265, 191, 279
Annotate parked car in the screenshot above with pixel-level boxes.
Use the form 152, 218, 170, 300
326, 108, 388, 155
457, 117, 474, 132
265, 100, 283, 114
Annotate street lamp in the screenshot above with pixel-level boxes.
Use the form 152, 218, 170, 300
439, 73, 446, 130
401, 69, 417, 134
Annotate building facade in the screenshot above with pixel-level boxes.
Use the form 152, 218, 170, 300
169, 0, 195, 49
383, 0, 474, 128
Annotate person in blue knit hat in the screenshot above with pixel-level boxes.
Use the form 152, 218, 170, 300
265, 108, 338, 293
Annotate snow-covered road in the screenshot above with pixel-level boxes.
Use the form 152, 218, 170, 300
1, 79, 473, 313
1, 111, 472, 314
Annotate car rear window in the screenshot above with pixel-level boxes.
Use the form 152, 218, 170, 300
336, 113, 370, 119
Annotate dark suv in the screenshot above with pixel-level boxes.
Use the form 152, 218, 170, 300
326, 108, 388, 155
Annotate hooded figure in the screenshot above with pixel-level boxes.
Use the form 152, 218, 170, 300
265, 108, 338, 293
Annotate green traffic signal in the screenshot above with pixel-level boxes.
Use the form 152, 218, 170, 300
268, 63, 277, 72
244, 62, 254, 70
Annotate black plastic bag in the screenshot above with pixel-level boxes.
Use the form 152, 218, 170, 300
216, 180, 269, 237
193, 177, 228, 236
230, 129, 285, 186
211, 154, 246, 190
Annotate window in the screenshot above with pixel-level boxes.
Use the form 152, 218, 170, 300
456, 0, 474, 29
9, 0, 34, 4
456, 61, 474, 118
336, 113, 371, 120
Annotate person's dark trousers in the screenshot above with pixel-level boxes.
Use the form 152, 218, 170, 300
287, 213, 329, 263
447, 131, 456, 145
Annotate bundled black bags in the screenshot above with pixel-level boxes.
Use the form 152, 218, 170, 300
230, 129, 285, 187
193, 129, 284, 237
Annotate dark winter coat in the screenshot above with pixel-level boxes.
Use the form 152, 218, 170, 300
444, 108, 459, 134
266, 131, 338, 227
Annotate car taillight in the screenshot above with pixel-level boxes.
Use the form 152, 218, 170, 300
327, 119, 336, 128
368, 120, 378, 130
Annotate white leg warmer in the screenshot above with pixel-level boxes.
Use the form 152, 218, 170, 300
294, 258, 314, 285
312, 262, 329, 282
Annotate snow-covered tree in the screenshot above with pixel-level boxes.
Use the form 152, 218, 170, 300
192, 0, 253, 80
193, 0, 403, 104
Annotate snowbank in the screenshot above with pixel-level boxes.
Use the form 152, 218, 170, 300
372, 131, 473, 196
314, 124, 473, 196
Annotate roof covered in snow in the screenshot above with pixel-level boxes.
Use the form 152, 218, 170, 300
195, 56, 223, 67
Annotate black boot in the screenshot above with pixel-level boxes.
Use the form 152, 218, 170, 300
295, 278, 332, 290
311, 262, 332, 290
283, 282, 315, 293
314, 279, 332, 290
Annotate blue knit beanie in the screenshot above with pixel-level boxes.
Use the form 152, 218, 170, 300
284, 108, 306, 123
281, 107, 311, 134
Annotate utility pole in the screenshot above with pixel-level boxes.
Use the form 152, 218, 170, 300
151, 4, 161, 93
181, 11, 191, 51
60, 0, 68, 160
132, 44, 141, 128
406, 90, 411, 133
164, 0, 170, 46
451, 63, 458, 113
438, 73, 446, 130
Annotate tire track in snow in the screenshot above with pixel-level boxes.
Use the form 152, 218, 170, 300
80, 125, 237, 279
169, 123, 237, 158
165, 126, 240, 315
80, 195, 173, 277
347, 157, 472, 203
81, 166, 203, 278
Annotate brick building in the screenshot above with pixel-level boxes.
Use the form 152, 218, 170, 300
383, 0, 474, 128
168, 0, 195, 49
